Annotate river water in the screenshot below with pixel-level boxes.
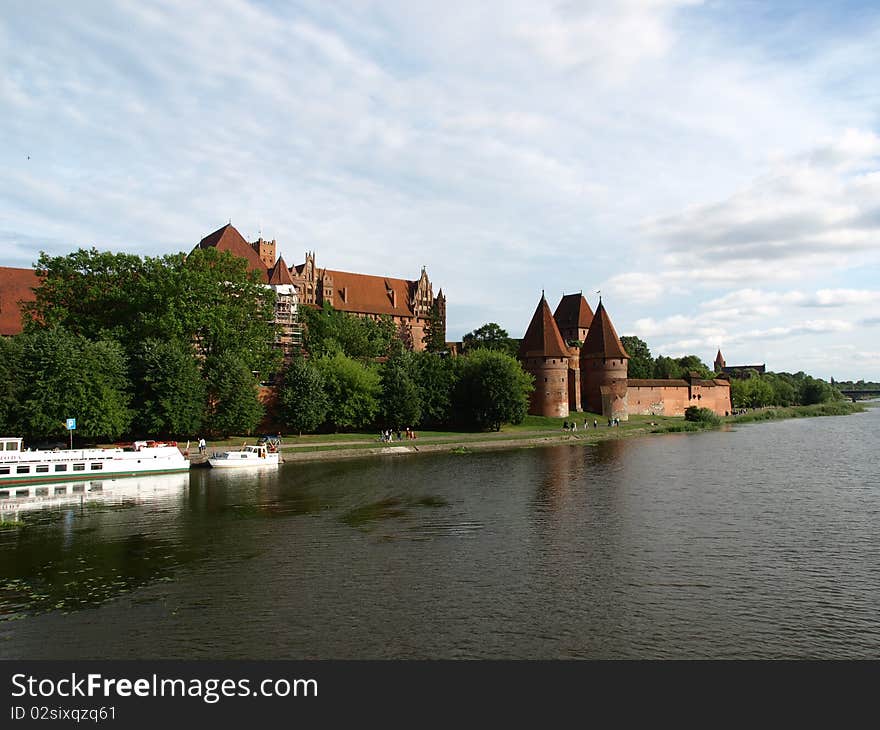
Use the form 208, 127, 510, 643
2, 408, 878, 659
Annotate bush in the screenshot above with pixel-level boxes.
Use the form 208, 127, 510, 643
684, 406, 721, 426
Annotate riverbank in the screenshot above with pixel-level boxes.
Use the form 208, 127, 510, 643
202, 402, 869, 464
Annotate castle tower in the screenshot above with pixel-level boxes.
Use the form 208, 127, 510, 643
580, 300, 629, 420
252, 237, 277, 269
518, 294, 570, 418
554, 293, 594, 413
714, 348, 725, 373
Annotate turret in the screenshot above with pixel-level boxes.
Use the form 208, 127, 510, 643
714, 348, 726, 373
580, 300, 629, 420
519, 294, 570, 418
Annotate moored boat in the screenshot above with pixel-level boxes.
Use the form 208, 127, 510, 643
0, 437, 190, 495
207, 443, 281, 469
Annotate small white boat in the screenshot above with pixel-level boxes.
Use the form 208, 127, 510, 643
207, 443, 281, 469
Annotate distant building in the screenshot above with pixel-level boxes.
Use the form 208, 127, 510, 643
714, 349, 765, 379
520, 293, 731, 420
197, 224, 446, 352
0, 267, 40, 336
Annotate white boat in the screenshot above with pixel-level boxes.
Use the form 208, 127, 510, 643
0, 437, 190, 501
207, 443, 281, 469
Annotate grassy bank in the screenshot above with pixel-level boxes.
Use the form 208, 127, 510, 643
197, 402, 868, 462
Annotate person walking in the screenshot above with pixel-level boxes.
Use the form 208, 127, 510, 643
198, 437, 206, 454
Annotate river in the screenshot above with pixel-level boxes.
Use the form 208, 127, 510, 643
2, 408, 878, 659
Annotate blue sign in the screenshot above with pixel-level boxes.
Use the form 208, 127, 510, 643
66, 418, 76, 430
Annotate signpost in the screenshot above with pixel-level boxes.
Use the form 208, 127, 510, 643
66, 418, 76, 450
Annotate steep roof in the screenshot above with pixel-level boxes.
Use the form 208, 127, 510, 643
553, 293, 594, 332
580, 301, 629, 359
198, 224, 268, 283
268, 256, 295, 285
322, 269, 416, 317
0, 266, 40, 336
518, 295, 569, 359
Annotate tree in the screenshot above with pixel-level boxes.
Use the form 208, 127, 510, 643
461, 323, 519, 357
16, 328, 131, 441
675, 355, 713, 379
25, 247, 281, 377
453, 348, 533, 431
380, 345, 421, 428
315, 352, 381, 431
302, 303, 397, 359
654, 355, 682, 379
278, 356, 329, 436
0, 336, 22, 434
800, 376, 834, 405
620, 335, 653, 379
129, 338, 205, 438
423, 301, 447, 353
205, 352, 264, 437
412, 351, 458, 428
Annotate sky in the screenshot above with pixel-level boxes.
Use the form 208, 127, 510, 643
1, 0, 879, 380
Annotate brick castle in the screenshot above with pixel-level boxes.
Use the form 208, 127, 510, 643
519, 293, 732, 420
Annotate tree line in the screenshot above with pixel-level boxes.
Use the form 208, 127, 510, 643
0, 249, 537, 441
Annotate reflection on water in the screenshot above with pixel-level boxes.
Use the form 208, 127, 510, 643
1, 408, 879, 658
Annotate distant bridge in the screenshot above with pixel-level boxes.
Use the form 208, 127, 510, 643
838, 389, 880, 401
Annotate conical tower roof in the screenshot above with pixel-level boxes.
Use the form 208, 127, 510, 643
580, 301, 628, 359
268, 255, 295, 285
519, 294, 569, 359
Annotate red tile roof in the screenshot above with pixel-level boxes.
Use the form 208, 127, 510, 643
198, 224, 268, 283
519, 295, 569, 359
553, 293, 594, 331
580, 301, 629, 359
0, 267, 40, 336
322, 269, 416, 317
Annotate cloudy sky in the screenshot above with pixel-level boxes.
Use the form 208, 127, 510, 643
2, 0, 879, 379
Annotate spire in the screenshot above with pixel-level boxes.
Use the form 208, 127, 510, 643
553, 293, 594, 331
580, 301, 628, 359
519, 295, 569, 359
268, 255, 295, 285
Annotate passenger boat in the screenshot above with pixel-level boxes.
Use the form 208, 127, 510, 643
207, 443, 281, 469
0, 437, 190, 498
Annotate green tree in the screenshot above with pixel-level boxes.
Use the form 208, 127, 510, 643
654, 355, 682, 379
412, 351, 457, 428
423, 301, 447, 353
129, 338, 205, 438
461, 323, 519, 357
25, 247, 281, 377
16, 328, 131, 441
205, 352, 264, 437
278, 356, 329, 435
0, 336, 22, 433
380, 345, 421, 428
676, 355, 713, 379
620, 335, 653, 379
453, 348, 533, 431
315, 352, 381, 431
302, 303, 397, 359
800, 376, 834, 405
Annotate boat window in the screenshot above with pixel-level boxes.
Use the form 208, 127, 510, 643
16, 465, 30, 474
54, 486, 66, 495
55, 464, 67, 472
0, 490, 8, 498
35, 487, 48, 496
36, 464, 49, 473
16, 489, 29, 497
73, 464, 85, 471
0, 466, 9, 475
73, 485, 84, 493
91, 463, 103, 470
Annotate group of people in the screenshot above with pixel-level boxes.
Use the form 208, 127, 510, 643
562, 419, 600, 432
380, 428, 418, 443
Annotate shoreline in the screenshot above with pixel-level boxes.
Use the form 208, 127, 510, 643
275, 401, 870, 464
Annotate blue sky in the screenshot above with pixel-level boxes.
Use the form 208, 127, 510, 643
2, 0, 879, 379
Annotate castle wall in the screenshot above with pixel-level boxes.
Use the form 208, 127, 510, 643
627, 382, 731, 417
